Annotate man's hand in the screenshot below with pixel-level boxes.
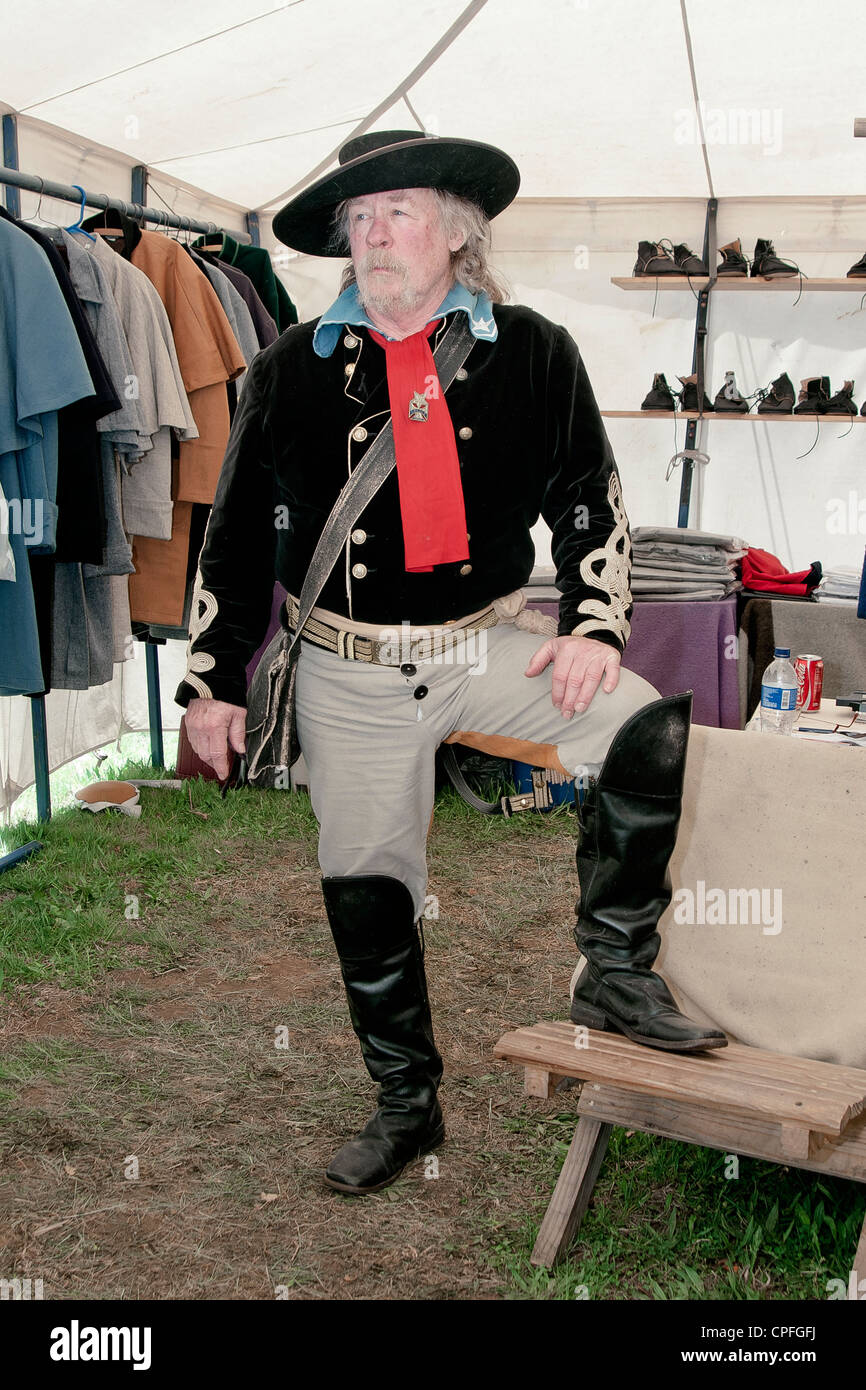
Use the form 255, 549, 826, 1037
184, 698, 247, 781
524, 635, 621, 718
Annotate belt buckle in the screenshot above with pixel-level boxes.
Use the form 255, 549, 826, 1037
379, 636, 428, 667
407, 638, 427, 665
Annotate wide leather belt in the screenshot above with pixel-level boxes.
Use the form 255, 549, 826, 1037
286, 593, 499, 665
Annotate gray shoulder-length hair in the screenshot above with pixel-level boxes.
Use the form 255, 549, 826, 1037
329, 188, 510, 303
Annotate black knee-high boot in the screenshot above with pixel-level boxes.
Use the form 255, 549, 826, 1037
321, 874, 445, 1193
570, 692, 728, 1052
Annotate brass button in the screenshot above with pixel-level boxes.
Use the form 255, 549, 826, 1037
344, 333, 359, 348
458, 426, 473, 440
344, 363, 354, 376
455, 367, 468, 381
352, 426, 368, 442
351, 528, 367, 544
351, 563, 368, 579
459, 563, 472, 576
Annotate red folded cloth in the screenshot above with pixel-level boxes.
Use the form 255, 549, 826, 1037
741, 547, 822, 596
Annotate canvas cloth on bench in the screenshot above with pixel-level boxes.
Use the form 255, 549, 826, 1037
657, 724, 866, 1068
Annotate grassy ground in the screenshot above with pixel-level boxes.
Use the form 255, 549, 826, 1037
0, 769, 861, 1300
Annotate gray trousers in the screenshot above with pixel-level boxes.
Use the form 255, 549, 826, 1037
295, 623, 659, 920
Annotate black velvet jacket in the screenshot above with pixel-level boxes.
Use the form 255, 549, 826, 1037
175, 303, 633, 709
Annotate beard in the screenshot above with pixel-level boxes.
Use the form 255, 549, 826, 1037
354, 251, 420, 314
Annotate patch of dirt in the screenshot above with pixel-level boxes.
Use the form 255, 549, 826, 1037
0, 982, 102, 1046
109, 951, 338, 1021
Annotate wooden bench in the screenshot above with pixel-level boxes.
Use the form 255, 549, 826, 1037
494, 1021, 866, 1287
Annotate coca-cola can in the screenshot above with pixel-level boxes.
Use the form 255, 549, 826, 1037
794, 654, 824, 711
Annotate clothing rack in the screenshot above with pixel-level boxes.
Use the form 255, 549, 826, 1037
0, 162, 253, 871
0, 165, 244, 238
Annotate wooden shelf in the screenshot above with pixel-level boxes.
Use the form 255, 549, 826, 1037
602, 410, 864, 421
612, 276, 866, 292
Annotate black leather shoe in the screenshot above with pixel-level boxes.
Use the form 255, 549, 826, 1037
717, 238, 748, 276
673, 243, 708, 275
824, 380, 858, 414
793, 376, 831, 414
325, 1104, 445, 1194
321, 874, 445, 1194
633, 240, 680, 276
846, 251, 866, 278
572, 967, 725, 1051
752, 238, 799, 278
677, 373, 714, 412
641, 372, 676, 410
755, 372, 795, 414
570, 693, 727, 1053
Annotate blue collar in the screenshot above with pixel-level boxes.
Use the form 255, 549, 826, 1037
312, 281, 497, 358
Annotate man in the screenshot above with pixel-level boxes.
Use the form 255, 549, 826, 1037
177, 131, 726, 1196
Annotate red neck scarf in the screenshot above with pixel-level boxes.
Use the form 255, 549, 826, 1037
367, 319, 469, 573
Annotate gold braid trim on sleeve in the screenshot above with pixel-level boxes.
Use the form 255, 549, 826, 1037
181, 570, 219, 699
570, 471, 632, 646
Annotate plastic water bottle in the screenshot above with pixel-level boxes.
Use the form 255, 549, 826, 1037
760, 646, 798, 735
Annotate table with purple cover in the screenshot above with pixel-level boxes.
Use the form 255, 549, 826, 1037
527, 595, 741, 730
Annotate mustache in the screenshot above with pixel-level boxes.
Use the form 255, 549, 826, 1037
358, 252, 407, 275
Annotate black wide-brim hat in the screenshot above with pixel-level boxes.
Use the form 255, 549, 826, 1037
271, 129, 520, 256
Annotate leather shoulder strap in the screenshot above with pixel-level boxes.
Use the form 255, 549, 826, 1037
288, 311, 476, 652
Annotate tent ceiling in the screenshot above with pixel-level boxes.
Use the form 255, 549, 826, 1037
2, 0, 864, 213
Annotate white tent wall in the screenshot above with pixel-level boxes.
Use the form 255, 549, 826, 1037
10, 113, 252, 239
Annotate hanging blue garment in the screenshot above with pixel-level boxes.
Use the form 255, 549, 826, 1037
0, 217, 96, 695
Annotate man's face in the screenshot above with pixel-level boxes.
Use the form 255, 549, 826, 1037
347, 187, 465, 315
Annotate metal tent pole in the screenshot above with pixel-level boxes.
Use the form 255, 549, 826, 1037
677, 197, 718, 528
0, 841, 44, 877
144, 643, 165, 770
131, 164, 148, 209
2, 116, 20, 214
30, 696, 51, 822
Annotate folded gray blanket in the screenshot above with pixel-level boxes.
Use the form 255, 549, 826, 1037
631, 577, 735, 594
632, 525, 749, 553
633, 545, 743, 572
633, 560, 736, 580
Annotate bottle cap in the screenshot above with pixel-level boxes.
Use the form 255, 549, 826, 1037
774, 647, 791, 658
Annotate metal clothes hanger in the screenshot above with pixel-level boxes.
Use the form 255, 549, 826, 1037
23, 176, 63, 240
